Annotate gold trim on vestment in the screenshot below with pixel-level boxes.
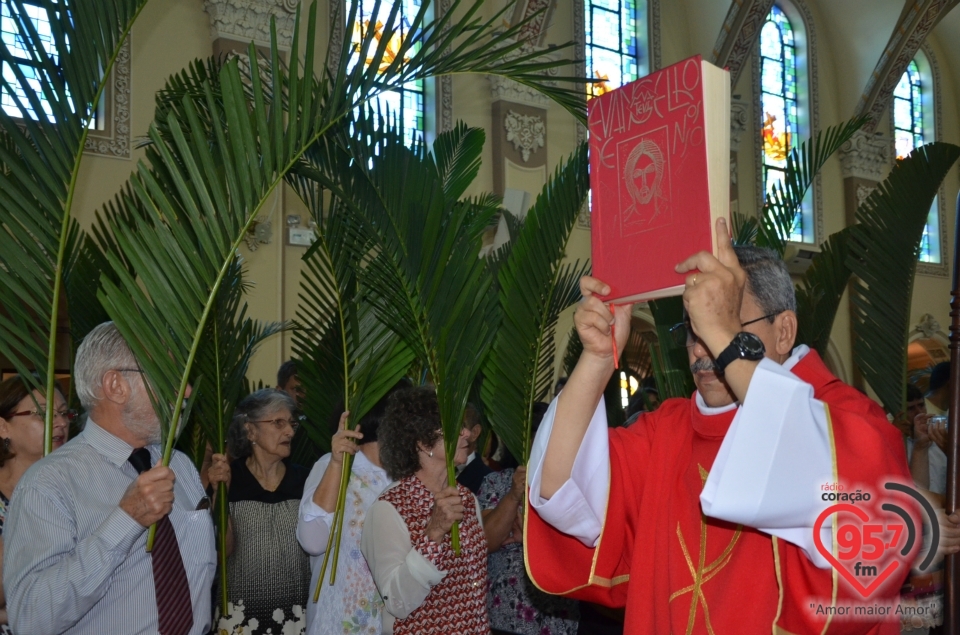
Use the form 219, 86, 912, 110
820, 403, 840, 635
523, 453, 630, 595
772, 536, 784, 634
668, 465, 742, 635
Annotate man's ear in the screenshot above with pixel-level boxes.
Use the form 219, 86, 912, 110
775, 311, 798, 358
100, 370, 130, 405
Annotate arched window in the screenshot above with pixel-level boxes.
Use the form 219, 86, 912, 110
585, 0, 649, 99
352, 0, 426, 146
759, 4, 802, 241
892, 55, 940, 264
1, 1, 61, 121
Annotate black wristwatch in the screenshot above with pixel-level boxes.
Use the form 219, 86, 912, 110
714, 332, 765, 374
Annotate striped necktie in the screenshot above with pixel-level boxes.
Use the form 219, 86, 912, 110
128, 448, 194, 635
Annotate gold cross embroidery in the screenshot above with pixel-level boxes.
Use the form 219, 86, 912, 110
669, 465, 743, 635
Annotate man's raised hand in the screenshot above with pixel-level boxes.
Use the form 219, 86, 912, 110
674, 217, 745, 355
574, 276, 633, 364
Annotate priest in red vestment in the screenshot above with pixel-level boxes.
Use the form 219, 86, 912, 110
525, 220, 924, 635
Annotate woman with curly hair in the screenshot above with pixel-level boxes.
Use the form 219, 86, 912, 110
360, 386, 486, 635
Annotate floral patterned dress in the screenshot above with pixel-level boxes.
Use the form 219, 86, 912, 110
478, 470, 579, 635
298, 451, 391, 635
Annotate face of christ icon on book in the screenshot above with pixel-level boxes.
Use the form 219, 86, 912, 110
622, 135, 667, 228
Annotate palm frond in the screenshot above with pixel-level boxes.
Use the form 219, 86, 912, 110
481, 144, 589, 463
755, 117, 867, 254
794, 227, 853, 356
0, 0, 149, 453
848, 142, 960, 415
648, 297, 695, 399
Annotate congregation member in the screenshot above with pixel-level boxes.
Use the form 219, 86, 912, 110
297, 378, 410, 635
526, 226, 918, 634
456, 403, 492, 495
278, 360, 302, 405
4, 321, 216, 635
478, 402, 579, 635
360, 387, 488, 635
0, 375, 72, 633
217, 389, 310, 634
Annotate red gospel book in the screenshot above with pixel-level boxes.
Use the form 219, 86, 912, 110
589, 55, 730, 303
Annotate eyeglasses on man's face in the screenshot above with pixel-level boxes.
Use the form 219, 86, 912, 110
668, 312, 783, 348
7, 408, 78, 424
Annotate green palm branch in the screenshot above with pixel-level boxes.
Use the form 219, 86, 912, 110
648, 297, 695, 399
733, 117, 867, 254
95, 0, 590, 551
320, 114, 500, 552
793, 227, 853, 356
848, 142, 960, 415
480, 145, 590, 464
287, 169, 414, 595
0, 0, 149, 453
187, 259, 285, 615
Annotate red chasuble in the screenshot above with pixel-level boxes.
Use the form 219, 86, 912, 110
525, 351, 914, 635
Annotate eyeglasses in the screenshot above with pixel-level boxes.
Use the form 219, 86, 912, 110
114, 368, 144, 373
7, 408, 78, 423
669, 311, 783, 348
250, 417, 302, 432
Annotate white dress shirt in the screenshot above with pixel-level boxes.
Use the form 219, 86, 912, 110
528, 345, 836, 569
4, 418, 216, 635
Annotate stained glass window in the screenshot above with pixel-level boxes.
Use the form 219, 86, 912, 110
351, 0, 425, 146
893, 58, 939, 263
759, 5, 801, 242
585, 0, 648, 100
1, 1, 61, 121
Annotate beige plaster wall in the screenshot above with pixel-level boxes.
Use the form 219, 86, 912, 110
65, 0, 960, 389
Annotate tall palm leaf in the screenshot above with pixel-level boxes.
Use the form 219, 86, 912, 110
648, 297, 695, 399
733, 117, 867, 254
319, 114, 500, 552
480, 145, 590, 464
288, 174, 414, 595
793, 227, 853, 355
849, 142, 960, 415
189, 259, 285, 615
96, 0, 589, 550
0, 0, 149, 453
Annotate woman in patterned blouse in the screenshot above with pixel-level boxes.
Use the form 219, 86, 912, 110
296, 378, 411, 635
360, 386, 488, 635
0, 375, 73, 634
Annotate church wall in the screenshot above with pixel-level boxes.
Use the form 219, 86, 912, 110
61, 0, 960, 391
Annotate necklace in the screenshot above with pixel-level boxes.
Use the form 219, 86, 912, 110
247, 457, 285, 492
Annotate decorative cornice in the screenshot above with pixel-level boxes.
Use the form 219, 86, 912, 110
730, 99, 749, 154
203, 0, 298, 49
513, 0, 557, 47
839, 130, 890, 182
488, 45, 559, 107
855, 0, 958, 132
85, 36, 131, 159
712, 0, 776, 89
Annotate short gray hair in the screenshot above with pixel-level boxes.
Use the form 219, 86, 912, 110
74, 322, 138, 411
733, 245, 797, 316
227, 389, 298, 458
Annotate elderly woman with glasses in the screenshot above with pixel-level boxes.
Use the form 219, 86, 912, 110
0, 374, 73, 633
216, 388, 312, 635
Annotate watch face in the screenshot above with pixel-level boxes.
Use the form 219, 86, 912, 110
736, 332, 765, 358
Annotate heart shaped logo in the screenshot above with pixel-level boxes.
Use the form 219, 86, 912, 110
813, 504, 902, 598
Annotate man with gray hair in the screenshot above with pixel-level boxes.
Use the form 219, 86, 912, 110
522, 220, 918, 634
4, 321, 222, 635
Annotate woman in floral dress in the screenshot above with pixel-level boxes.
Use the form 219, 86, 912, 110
477, 403, 579, 635
297, 380, 409, 635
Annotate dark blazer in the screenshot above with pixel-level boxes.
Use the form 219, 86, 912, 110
456, 455, 493, 495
